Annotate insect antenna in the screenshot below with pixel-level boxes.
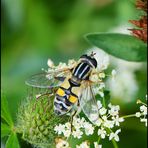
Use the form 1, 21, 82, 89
90, 51, 96, 57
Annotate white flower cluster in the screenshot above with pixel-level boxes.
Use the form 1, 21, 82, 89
76, 141, 90, 148
54, 101, 124, 148
90, 69, 117, 97
95, 101, 124, 142
47, 58, 77, 71
54, 117, 94, 139
135, 98, 147, 127
94, 142, 102, 148
56, 140, 103, 148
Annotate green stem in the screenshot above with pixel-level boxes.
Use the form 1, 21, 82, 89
98, 136, 101, 144
102, 97, 106, 108
137, 99, 147, 106
111, 139, 119, 148
140, 102, 147, 106
121, 114, 135, 119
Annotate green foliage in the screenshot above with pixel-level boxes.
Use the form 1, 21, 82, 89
6, 133, 20, 148
1, 123, 11, 138
85, 33, 147, 62
1, 94, 13, 126
1, 94, 20, 148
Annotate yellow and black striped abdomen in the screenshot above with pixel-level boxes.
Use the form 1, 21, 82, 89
54, 77, 80, 115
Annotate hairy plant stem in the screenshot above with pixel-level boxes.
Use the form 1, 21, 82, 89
121, 114, 136, 119
97, 136, 101, 144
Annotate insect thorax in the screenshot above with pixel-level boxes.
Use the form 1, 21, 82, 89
72, 54, 97, 80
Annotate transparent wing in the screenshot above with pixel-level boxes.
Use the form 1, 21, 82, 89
25, 69, 71, 88
79, 82, 99, 124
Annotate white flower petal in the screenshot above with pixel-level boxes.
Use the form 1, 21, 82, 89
47, 59, 54, 67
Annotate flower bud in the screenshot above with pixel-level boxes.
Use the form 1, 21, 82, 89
16, 96, 68, 148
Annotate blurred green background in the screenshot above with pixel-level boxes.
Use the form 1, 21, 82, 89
1, 0, 147, 147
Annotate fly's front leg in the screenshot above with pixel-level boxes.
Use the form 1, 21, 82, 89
31, 93, 54, 111
70, 100, 80, 132
70, 110, 77, 132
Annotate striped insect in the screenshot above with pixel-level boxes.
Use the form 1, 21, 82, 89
25, 53, 100, 124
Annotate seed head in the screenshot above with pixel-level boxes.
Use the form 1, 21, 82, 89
16, 95, 68, 148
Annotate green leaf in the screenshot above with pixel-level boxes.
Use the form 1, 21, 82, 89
85, 33, 147, 62
1, 94, 13, 126
1, 123, 11, 138
6, 133, 20, 148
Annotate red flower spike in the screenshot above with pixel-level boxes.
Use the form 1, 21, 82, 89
129, 0, 147, 43
136, 0, 147, 11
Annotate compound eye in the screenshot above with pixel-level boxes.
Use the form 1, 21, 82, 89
56, 88, 65, 96
80, 54, 88, 59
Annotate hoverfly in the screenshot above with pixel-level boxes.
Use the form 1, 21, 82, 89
25, 53, 100, 124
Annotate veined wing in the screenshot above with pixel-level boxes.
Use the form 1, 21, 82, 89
25, 69, 71, 88
79, 82, 99, 124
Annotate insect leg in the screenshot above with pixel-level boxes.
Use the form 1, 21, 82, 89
70, 110, 77, 132
31, 91, 54, 111
54, 76, 66, 82
70, 100, 80, 132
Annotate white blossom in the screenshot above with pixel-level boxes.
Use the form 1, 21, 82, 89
135, 112, 141, 117
57, 62, 67, 69
72, 129, 83, 139
99, 107, 107, 115
140, 105, 147, 115
97, 100, 102, 109
56, 139, 69, 148
94, 142, 102, 148
89, 74, 100, 82
54, 124, 65, 135
140, 118, 147, 127
108, 103, 120, 116
99, 72, 105, 78
98, 128, 106, 139
98, 91, 104, 98
103, 118, 114, 129
47, 59, 54, 68
95, 118, 103, 127
68, 59, 77, 68
112, 115, 124, 126
76, 141, 90, 148
98, 83, 105, 90
72, 117, 85, 129
111, 69, 117, 77
136, 99, 147, 127
109, 129, 121, 142
93, 83, 105, 97
101, 116, 114, 128
83, 122, 94, 135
